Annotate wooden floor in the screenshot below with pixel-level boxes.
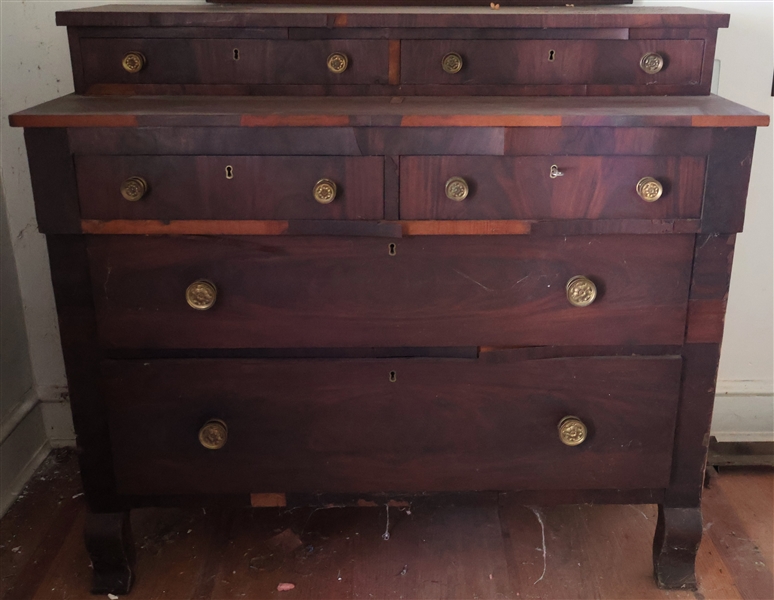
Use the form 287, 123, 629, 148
1, 451, 771, 600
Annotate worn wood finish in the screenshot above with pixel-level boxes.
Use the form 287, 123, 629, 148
400, 156, 705, 220
685, 234, 735, 343
75, 156, 384, 221
86, 234, 694, 349
102, 355, 682, 495
84, 511, 135, 595
653, 506, 703, 589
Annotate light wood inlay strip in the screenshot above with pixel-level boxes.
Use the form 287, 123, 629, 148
388, 40, 401, 85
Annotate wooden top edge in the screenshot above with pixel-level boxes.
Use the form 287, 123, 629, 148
10, 95, 768, 129
55, 4, 730, 28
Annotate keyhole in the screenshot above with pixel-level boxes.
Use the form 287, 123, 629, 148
389, 371, 397, 383
548, 49, 556, 62
233, 48, 240, 61
388, 243, 397, 256
225, 165, 234, 179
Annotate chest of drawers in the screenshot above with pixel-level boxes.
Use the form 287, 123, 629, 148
10, 5, 768, 596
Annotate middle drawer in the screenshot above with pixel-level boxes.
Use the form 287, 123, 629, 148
88, 234, 694, 349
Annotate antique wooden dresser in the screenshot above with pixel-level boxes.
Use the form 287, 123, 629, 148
10, 5, 768, 595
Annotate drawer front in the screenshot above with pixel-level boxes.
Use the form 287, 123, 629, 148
76, 156, 384, 220
88, 235, 694, 349
402, 40, 704, 86
400, 156, 705, 220
80, 38, 390, 85
104, 356, 682, 495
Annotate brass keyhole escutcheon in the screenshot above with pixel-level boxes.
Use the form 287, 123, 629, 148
566, 276, 597, 307
388, 243, 397, 256
558, 416, 587, 446
120, 176, 148, 202
441, 52, 463, 74
327, 52, 349, 74
445, 176, 469, 201
199, 419, 228, 450
640, 52, 664, 75
636, 177, 664, 202
313, 178, 337, 204
122, 51, 146, 74
225, 165, 234, 180
389, 370, 397, 382
186, 280, 217, 311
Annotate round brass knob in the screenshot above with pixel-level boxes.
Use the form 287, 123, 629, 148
445, 176, 469, 201
636, 177, 664, 202
120, 176, 148, 202
199, 419, 228, 450
566, 276, 597, 308
558, 416, 587, 446
186, 280, 217, 311
313, 178, 337, 204
327, 52, 349, 74
441, 52, 463, 74
122, 51, 146, 74
640, 52, 664, 75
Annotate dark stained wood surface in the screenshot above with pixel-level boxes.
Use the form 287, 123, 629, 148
400, 156, 705, 220
101, 355, 682, 494
9, 94, 769, 129
75, 156, 384, 221
685, 234, 735, 344
86, 234, 694, 349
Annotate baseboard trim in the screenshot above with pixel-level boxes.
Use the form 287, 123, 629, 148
0, 389, 39, 445
0, 440, 51, 518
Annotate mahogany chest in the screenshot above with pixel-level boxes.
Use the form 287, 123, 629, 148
10, 5, 768, 595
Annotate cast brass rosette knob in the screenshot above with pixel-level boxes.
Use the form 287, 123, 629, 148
120, 176, 148, 202
558, 416, 587, 446
566, 275, 597, 307
327, 52, 349, 74
640, 52, 664, 75
122, 51, 146, 74
313, 178, 337, 204
186, 280, 217, 311
199, 419, 228, 450
636, 177, 664, 202
445, 176, 469, 201
441, 52, 463, 74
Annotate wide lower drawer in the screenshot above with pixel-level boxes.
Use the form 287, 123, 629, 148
401, 40, 704, 86
88, 235, 694, 348
76, 156, 384, 220
400, 156, 705, 220
80, 38, 390, 85
103, 355, 682, 495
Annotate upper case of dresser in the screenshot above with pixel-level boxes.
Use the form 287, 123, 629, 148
59, 5, 727, 96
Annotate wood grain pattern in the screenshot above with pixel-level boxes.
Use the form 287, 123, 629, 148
75, 156, 384, 221
101, 355, 682, 494
685, 234, 735, 343
86, 235, 694, 349
400, 156, 705, 220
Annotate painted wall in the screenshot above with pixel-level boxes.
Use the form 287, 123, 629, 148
0, 0, 772, 444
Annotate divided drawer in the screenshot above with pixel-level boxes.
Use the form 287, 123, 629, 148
87, 235, 694, 349
76, 156, 384, 220
103, 355, 682, 495
400, 156, 706, 220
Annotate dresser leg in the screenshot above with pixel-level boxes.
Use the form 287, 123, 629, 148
652, 505, 702, 590
84, 511, 135, 595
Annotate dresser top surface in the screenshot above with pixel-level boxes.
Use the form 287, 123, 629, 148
10, 94, 768, 129
56, 4, 730, 28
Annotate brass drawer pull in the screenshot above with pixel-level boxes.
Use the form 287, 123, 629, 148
441, 52, 463, 74
445, 176, 469, 201
327, 52, 349, 74
120, 176, 148, 202
640, 52, 664, 75
558, 416, 587, 446
636, 177, 664, 202
566, 275, 597, 307
313, 178, 337, 204
122, 51, 146, 73
550, 164, 564, 179
186, 280, 217, 311
199, 419, 228, 450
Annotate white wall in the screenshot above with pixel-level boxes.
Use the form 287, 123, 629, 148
0, 0, 772, 444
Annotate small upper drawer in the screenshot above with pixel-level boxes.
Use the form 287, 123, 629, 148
79, 39, 390, 86
402, 40, 704, 87
75, 156, 384, 221
400, 156, 705, 220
